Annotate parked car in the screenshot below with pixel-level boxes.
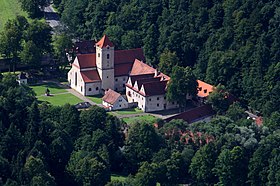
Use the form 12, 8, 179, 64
75, 102, 92, 109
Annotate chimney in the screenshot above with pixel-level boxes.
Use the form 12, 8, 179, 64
154, 69, 158, 77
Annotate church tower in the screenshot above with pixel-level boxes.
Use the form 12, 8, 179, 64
96, 35, 115, 92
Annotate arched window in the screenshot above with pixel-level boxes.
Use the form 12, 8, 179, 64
107, 54, 110, 59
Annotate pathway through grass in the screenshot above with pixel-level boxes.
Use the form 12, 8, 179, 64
30, 82, 83, 106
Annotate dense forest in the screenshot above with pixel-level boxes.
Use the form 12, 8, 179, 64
0, 0, 280, 185
53, 0, 280, 117
0, 74, 280, 186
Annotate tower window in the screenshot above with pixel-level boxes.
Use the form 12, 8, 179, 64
107, 54, 110, 59
98, 53, 100, 57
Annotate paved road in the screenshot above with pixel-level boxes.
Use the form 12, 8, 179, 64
44, 4, 60, 28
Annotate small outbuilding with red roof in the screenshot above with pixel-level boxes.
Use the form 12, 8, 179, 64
102, 89, 128, 111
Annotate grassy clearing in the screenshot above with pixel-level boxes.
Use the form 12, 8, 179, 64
30, 82, 67, 96
86, 95, 103, 104
0, 0, 29, 31
122, 115, 157, 124
115, 108, 143, 115
37, 93, 83, 106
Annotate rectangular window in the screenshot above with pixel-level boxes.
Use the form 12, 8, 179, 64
115, 78, 118, 81
157, 104, 159, 107
157, 97, 159, 100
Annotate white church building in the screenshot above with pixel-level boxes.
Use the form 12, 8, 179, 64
68, 35, 180, 112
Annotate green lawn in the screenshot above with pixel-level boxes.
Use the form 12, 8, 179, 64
115, 108, 143, 115
30, 82, 83, 106
30, 82, 67, 96
86, 95, 103, 104
37, 93, 83, 106
122, 115, 157, 124
0, 0, 29, 31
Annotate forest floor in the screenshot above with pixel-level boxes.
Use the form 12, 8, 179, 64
0, 0, 28, 31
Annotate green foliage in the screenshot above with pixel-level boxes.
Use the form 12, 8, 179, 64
20, 0, 47, 18
124, 122, 162, 173
167, 66, 198, 109
67, 150, 110, 186
207, 84, 230, 114
158, 50, 180, 75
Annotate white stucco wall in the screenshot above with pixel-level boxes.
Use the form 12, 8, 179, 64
17, 79, 27, 85
103, 96, 128, 111
68, 67, 85, 95
84, 82, 102, 96
114, 76, 128, 92
126, 86, 179, 112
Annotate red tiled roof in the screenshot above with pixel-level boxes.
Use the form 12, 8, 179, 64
80, 70, 101, 83
96, 35, 114, 48
114, 63, 134, 77
102, 89, 121, 105
135, 77, 161, 90
114, 48, 145, 65
142, 81, 168, 96
77, 54, 96, 69
165, 105, 215, 123
130, 59, 155, 76
197, 80, 214, 98
129, 74, 155, 85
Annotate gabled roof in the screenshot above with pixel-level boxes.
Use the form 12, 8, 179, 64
114, 63, 134, 77
102, 89, 121, 105
96, 35, 114, 48
165, 105, 215, 123
76, 54, 96, 69
197, 80, 214, 98
135, 77, 161, 90
80, 70, 101, 83
130, 59, 155, 76
142, 81, 168, 96
114, 49, 145, 65
129, 74, 155, 85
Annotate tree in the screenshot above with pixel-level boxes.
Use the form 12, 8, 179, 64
23, 156, 56, 186
167, 66, 198, 110
20, 0, 48, 18
226, 102, 246, 121
79, 106, 107, 136
158, 50, 180, 75
189, 142, 219, 185
124, 122, 162, 173
52, 34, 73, 69
213, 146, 248, 186
207, 84, 230, 114
20, 41, 41, 67
25, 20, 52, 55
0, 19, 23, 72
67, 150, 110, 186
134, 162, 158, 186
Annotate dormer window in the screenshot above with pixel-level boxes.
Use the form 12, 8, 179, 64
107, 54, 110, 59
199, 87, 202, 91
